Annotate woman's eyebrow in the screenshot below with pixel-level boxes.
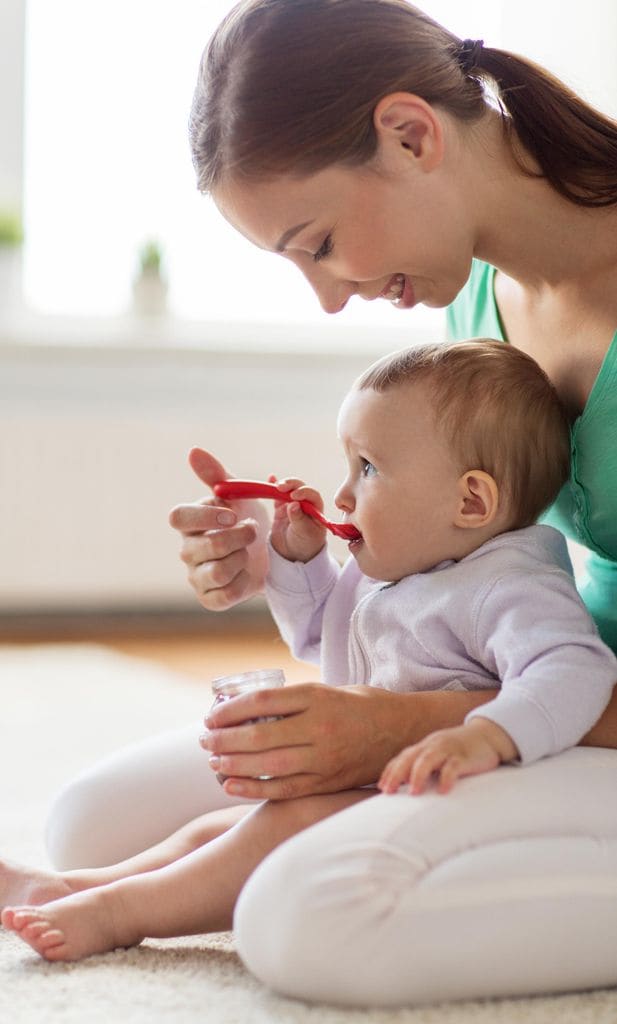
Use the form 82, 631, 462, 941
275, 220, 314, 252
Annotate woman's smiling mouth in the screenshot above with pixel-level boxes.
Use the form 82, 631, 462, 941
379, 274, 416, 308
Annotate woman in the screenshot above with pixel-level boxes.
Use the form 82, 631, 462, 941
47, 0, 617, 1006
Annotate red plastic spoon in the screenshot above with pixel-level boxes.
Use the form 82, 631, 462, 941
213, 480, 362, 541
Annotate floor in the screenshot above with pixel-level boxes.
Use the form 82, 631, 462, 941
109, 629, 318, 685
6, 621, 318, 687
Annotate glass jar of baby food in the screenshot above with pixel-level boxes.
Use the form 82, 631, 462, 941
209, 668, 285, 783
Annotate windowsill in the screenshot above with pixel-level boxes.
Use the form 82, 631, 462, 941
0, 305, 446, 358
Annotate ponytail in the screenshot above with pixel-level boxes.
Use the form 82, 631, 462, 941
475, 47, 617, 207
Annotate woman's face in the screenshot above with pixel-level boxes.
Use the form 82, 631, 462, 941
212, 145, 473, 316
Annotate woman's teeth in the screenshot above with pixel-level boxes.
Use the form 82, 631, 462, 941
383, 274, 405, 304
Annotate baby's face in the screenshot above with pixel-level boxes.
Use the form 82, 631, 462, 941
335, 382, 463, 581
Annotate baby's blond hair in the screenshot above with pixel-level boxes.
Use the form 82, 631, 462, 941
356, 340, 571, 529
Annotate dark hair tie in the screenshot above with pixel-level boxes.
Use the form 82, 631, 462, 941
458, 38, 484, 74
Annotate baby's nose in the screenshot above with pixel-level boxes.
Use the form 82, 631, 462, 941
334, 481, 354, 511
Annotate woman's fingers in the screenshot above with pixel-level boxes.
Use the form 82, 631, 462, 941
199, 684, 415, 797
169, 445, 272, 610
169, 447, 235, 533
169, 499, 237, 535
173, 517, 265, 611
204, 682, 318, 730
180, 520, 258, 569
201, 705, 332, 801
207, 742, 313, 782
221, 772, 324, 802
187, 446, 231, 489
201, 699, 316, 756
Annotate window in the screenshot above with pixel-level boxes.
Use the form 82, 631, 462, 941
16, 0, 617, 329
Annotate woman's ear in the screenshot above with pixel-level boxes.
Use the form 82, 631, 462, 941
454, 471, 500, 529
373, 92, 444, 171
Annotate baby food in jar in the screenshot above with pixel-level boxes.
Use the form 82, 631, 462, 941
209, 668, 285, 782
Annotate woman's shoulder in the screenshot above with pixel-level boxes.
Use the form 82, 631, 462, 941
446, 259, 500, 342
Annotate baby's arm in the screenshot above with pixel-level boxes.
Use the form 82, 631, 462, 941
378, 718, 518, 795
265, 478, 346, 666
269, 478, 327, 563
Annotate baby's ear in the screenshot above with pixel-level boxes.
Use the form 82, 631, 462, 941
453, 471, 499, 529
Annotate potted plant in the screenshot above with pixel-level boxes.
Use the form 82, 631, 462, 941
0, 209, 24, 311
132, 238, 168, 316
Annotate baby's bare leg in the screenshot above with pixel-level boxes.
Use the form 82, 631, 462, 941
0, 805, 250, 911
2, 790, 374, 962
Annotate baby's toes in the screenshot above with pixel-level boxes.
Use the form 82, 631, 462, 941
19, 916, 49, 938
21, 921, 66, 958
22, 918, 60, 945
1, 907, 16, 929
31, 927, 68, 960
6, 907, 43, 933
0, 906, 41, 933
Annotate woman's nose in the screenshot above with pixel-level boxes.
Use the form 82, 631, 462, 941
318, 289, 350, 315
302, 264, 354, 315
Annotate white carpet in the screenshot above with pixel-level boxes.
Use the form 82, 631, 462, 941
2, 642, 617, 1024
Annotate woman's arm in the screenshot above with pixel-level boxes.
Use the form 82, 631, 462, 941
201, 684, 499, 800
200, 674, 617, 802
581, 682, 617, 748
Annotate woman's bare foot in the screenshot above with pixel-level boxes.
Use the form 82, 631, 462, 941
0, 858, 75, 912
2, 886, 142, 962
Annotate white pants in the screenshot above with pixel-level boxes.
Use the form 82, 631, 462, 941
45, 722, 256, 869
47, 731, 617, 1008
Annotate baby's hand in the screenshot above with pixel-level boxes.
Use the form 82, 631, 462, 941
378, 718, 518, 796
269, 477, 327, 563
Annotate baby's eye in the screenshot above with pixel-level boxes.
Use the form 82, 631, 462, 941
360, 457, 376, 477
312, 234, 333, 262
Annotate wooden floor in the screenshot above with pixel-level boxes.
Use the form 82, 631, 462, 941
5, 619, 318, 687
107, 628, 318, 685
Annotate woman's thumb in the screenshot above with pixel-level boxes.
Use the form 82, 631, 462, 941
188, 447, 231, 490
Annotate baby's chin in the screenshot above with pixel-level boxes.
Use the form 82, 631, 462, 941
352, 548, 419, 583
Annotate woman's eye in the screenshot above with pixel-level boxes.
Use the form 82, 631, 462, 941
312, 234, 333, 262
360, 458, 376, 477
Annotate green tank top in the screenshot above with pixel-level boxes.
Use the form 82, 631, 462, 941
447, 259, 617, 652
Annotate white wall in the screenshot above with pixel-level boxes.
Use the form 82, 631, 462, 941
0, 0, 25, 209
0, 320, 423, 613
499, 1, 617, 117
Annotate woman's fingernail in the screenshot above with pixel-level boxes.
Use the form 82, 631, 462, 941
208, 755, 221, 769
217, 511, 236, 526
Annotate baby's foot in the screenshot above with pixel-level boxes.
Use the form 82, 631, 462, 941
2, 887, 142, 962
0, 857, 74, 912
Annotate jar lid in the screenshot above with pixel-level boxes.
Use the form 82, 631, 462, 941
211, 668, 285, 694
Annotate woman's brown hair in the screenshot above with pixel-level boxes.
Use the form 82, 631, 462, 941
357, 340, 572, 530
190, 0, 617, 207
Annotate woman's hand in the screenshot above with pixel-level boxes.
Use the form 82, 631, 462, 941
168, 447, 270, 611
270, 478, 326, 563
200, 683, 404, 798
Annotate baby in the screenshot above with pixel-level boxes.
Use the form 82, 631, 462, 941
263, 339, 616, 793
2, 339, 615, 963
